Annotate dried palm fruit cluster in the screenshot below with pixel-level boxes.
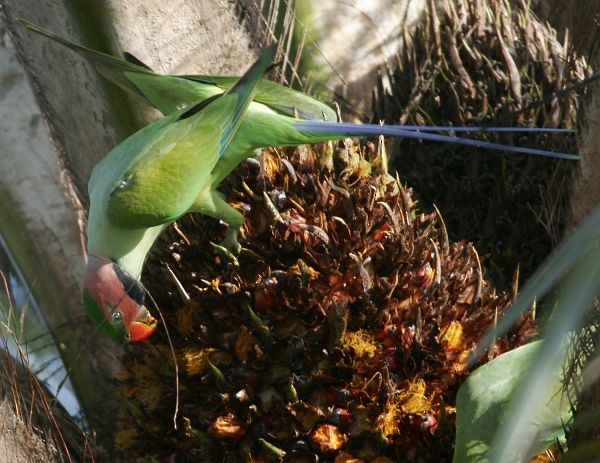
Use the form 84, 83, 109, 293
373, 0, 591, 288
116, 140, 535, 462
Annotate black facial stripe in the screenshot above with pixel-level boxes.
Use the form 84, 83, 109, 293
112, 264, 146, 306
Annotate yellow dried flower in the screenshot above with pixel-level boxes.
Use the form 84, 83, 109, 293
207, 414, 246, 440
344, 330, 377, 358
262, 149, 281, 181
310, 424, 348, 452
452, 350, 470, 374
398, 379, 432, 415
375, 399, 401, 438
181, 347, 215, 376
235, 326, 258, 362
441, 320, 464, 351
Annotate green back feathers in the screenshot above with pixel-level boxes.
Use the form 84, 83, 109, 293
106, 120, 222, 228
103, 46, 276, 229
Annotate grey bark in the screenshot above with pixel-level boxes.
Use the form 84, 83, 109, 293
0, 400, 60, 463
0, 349, 108, 462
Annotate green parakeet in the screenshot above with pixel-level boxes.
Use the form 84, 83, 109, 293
19, 21, 577, 343
82, 44, 277, 342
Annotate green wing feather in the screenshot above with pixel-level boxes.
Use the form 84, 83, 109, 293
18, 20, 335, 120
17, 19, 217, 114
104, 45, 276, 228
183, 75, 336, 121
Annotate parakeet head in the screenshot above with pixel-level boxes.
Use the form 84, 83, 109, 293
83, 256, 157, 342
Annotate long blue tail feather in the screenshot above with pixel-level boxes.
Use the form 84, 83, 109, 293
386, 126, 574, 133
295, 121, 578, 160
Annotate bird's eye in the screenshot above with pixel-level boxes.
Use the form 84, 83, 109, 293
117, 174, 133, 190
112, 311, 123, 322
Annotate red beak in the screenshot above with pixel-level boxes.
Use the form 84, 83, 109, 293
128, 306, 157, 342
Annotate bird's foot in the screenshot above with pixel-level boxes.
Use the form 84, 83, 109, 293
210, 241, 240, 266
221, 227, 242, 255
210, 227, 242, 265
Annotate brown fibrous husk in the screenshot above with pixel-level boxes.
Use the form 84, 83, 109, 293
372, 0, 592, 288
117, 140, 535, 462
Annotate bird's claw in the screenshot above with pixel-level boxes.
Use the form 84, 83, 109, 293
210, 242, 240, 266
211, 227, 242, 265
221, 227, 242, 254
